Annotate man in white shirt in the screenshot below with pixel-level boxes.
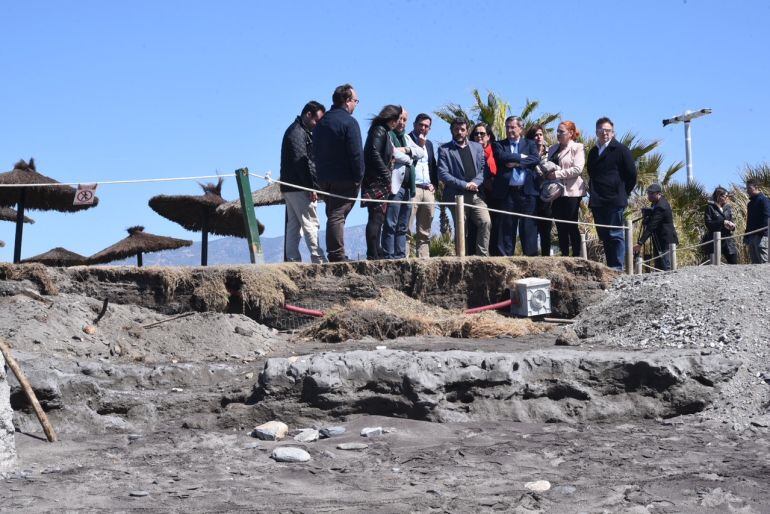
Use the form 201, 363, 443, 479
408, 113, 438, 258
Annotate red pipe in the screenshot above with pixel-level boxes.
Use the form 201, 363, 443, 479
283, 304, 325, 317
464, 299, 512, 314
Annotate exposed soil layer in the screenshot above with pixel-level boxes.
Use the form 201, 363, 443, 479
4, 257, 615, 327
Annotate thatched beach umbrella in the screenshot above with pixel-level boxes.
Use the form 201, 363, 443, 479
0, 207, 34, 224
149, 179, 264, 265
89, 226, 192, 267
22, 247, 86, 267
0, 159, 98, 263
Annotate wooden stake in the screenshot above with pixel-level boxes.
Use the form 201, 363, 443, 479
0, 339, 58, 442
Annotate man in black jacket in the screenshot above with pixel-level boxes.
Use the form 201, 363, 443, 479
409, 113, 438, 258
587, 117, 637, 270
280, 100, 326, 264
744, 178, 770, 263
313, 84, 365, 262
633, 183, 678, 271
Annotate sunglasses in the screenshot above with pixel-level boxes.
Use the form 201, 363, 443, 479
472, 131, 487, 137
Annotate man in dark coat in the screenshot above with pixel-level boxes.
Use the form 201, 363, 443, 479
280, 100, 326, 264
744, 178, 770, 263
633, 183, 678, 271
587, 116, 637, 270
313, 84, 364, 262
490, 116, 541, 256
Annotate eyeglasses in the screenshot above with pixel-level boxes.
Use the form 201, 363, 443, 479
472, 131, 487, 137
556, 130, 568, 135
597, 128, 613, 133
350, 98, 359, 104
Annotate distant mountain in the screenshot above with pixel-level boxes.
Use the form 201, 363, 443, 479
111, 224, 369, 265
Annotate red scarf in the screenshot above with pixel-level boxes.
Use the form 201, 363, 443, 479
484, 144, 498, 176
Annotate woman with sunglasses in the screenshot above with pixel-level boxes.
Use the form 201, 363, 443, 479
471, 122, 499, 254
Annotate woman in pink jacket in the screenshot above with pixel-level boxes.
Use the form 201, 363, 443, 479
543, 121, 586, 256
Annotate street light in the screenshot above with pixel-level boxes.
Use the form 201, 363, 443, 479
662, 108, 712, 185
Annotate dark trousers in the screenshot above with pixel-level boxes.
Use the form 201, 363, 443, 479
552, 196, 582, 257
591, 206, 625, 270
497, 187, 537, 256
321, 180, 359, 262
651, 241, 672, 271
365, 204, 386, 260
487, 197, 500, 256
535, 197, 552, 256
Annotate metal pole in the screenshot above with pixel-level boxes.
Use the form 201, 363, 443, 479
580, 233, 587, 259
634, 255, 642, 274
713, 232, 722, 266
625, 219, 634, 274
669, 243, 677, 270
454, 195, 465, 258
684, 119, 693, 186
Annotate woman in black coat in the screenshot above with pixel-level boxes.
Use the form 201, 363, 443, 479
703, 186, 738, 264
361, 105, 402, 259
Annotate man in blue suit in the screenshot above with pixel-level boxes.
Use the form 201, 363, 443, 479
490, 116, 541, 256
437, 118, 492, 256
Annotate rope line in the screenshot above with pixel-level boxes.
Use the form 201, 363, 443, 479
257, 173, 627, 230
0, 173, 237, 188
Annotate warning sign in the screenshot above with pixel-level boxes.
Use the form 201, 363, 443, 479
74, 184, 98, 206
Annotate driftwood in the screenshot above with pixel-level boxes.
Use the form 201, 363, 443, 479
93, 298, 109, 325
142, 311, 195, 329
0, 338, 58, 442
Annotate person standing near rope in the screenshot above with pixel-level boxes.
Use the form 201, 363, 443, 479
437, 117, 492, 256
587, 117, 637, 270
744, 178, 770, 264
703, 186, 738, 264
280, 100, 327, 264
409, 114, 439, 259
633, 183, 678, 271
313, 84, 364, 262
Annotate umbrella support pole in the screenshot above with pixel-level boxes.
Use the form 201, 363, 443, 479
201, 211, 209, 266
235, 168, 264, 264
0, 338, 58, 442
13, 191, 26, 264
137, 252, 143, 267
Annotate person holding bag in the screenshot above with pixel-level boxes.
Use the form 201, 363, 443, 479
538, 121, 586, 256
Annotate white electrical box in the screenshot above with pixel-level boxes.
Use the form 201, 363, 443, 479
511, 278, 551, 317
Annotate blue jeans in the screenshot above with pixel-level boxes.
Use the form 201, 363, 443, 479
382, 187, 413, 259
497, 187, 537, 256
591, 207, 626, 270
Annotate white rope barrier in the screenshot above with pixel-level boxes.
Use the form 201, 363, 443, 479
257, 173, 628, 230
0, 173, 237, 188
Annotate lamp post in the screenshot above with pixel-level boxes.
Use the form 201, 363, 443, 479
662, 108, 712, 186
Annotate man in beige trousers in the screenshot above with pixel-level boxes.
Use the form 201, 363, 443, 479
408, 113, 439, 258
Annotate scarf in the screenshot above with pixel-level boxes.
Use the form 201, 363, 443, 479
483, 143, 497, 176
389, 130, 416, 196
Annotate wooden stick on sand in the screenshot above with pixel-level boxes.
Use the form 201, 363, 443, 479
0, 338, 58, 442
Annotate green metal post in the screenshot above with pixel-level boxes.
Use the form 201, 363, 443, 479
235, 167, 264, 264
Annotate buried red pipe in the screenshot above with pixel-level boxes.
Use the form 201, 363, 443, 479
283, 304, 325, 317
464, 298, 513, 315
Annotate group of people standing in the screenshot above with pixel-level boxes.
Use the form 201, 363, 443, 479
279, 83, 769, 268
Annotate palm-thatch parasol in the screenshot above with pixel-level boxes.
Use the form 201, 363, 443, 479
0, 207, 34, 224
216, 181, 285, 213
21, 247, 86, 267
89, 226, 192, 267
149, 179, 264, 265
0, 159, 99, 263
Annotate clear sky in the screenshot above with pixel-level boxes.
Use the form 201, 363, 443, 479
2, 0, 769, 261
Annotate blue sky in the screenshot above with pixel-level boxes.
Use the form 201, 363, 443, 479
2, 0, 769, 261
